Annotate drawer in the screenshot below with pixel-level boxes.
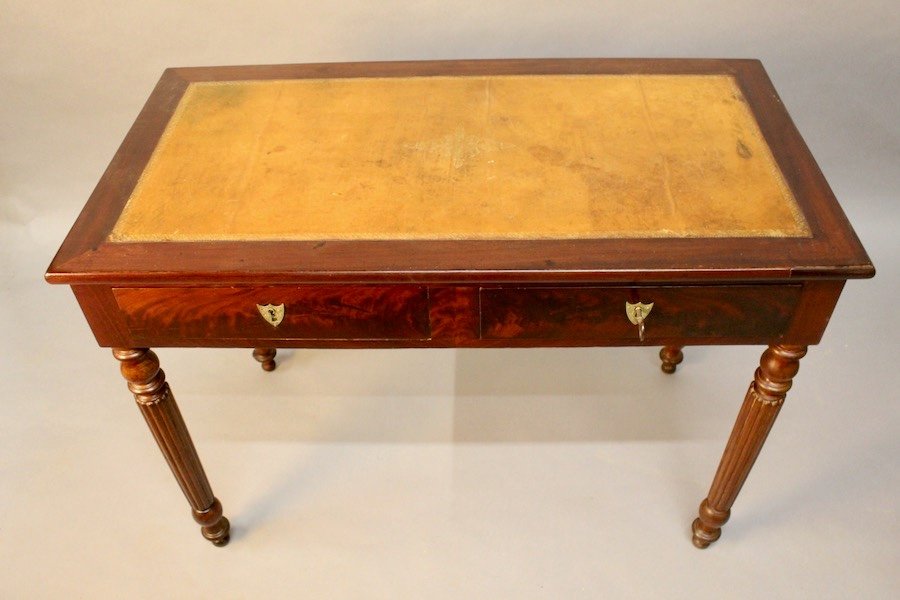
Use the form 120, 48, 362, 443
479, 285, 802, 342
113, 285, 431, 342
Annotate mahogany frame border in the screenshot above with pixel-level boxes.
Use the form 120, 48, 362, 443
46, 58, 874, 286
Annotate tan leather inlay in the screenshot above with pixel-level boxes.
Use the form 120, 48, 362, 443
110, 75, 809, 241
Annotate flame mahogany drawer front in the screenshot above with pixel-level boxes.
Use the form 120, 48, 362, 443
111, 283, 805, 346
479, 285, 803, 343
113, 285, 432, 342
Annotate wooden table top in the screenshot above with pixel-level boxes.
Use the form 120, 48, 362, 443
47, 59, 873, 285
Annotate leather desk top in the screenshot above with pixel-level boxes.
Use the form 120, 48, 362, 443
111, 74, 807, 242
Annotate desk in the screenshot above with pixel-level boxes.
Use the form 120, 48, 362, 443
46, 59, 873, 548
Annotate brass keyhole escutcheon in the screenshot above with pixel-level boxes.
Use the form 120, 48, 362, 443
256, 303, 285, 328
625, 301, 654, 341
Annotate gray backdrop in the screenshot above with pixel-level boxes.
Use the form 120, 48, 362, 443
2, 2, 897, 597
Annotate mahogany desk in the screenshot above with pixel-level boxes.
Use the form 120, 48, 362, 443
46, 59, 874, 548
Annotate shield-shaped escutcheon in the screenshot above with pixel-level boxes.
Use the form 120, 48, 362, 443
256, 303, 285, 327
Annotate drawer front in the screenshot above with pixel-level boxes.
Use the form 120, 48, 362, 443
114, 285, 431, 342
480, 285, 802, 342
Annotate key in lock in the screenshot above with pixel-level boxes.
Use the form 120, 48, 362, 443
625, 301, 654, 342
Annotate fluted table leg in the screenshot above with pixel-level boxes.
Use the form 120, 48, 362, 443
692, 344, 807, 548
113, 348, 231, 546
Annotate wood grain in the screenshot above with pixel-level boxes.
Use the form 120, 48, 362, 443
68, 282, 843, 348
480, 285, 801, 342
692, 344, 807, 548
113, 348, 230, 546
113, 285, 431, 342
427, 286, 480, 343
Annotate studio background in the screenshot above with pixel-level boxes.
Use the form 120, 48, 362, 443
2, 2, 897, 597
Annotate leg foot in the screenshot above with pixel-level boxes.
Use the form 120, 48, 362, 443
660, 345, 684, 374
193, 498, 231, 546
692, 344, 806, 548
113, 348, 231, 546
691, 500, 729, 548
253, 347, 277, 372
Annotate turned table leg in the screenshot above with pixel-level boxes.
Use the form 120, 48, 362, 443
252, 347, 277, 372
692, 344, 807, 548
660, 345, 684, 374
113, 348, 231, 546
